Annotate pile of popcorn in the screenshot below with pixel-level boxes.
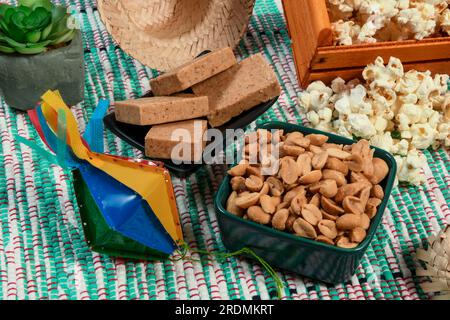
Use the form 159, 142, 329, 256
328, 0, 450, 45
298, 56, 450, 185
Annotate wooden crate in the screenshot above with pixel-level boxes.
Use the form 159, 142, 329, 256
282, 0, 450, 87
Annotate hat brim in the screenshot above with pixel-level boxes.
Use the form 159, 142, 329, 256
98, 0, 256, 71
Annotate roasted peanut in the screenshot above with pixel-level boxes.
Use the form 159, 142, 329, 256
368, 158, 389, 184
318, 219, 338, 239
365, 203, 378, 219
326, 148, 351, 160
321, 210, 338, 221
359, 214, 371, 230
342, 196, 364, 215
309, 193, 321, 207
285, 182, 300, 191
272, 209, 290, 231
259, 182, 269, 196
309, 145, 323, 154
266, 176, 284, 197
359, 186, 371, 208
301, 204, 323, 226
282, 144, 305, 157
308, 181, 322, 194
321, 197, 344, 215
226, 191, 243, 216
285, 214, 297, 232
284, 186, 305, 204
296, 153, 312, 176
322, 169, 346, 187
235, 192, 260, 209
247, 206, 271, 225
316, 235, 334, 245
322, 143, 343, 150
346, 153, 364, 172
325, 157, 349, 175
336, 236, 358, 249
335, 182, 366, 203
343, 145, 352, 152
286, 132, 310, 148
245, 175, 264, 192
260, 194, 277, 214
319, 179, 338, 198
350, 172, 372, 187
279, 157, 300, 185
228, 163, 247, 176
277, 201, 289, 211
246, 165, 262, 178
299, 170, 322, 184
293, 218, 317, 239
362, 154, 374, 178
308, 134, 328, 146
290, 193, 308, 215
367, 197, 382, 208
231, 176, 246, 192
350, 227, 366, 243
371, 184, 384, 199
312, 151, 329, 170
336, 214, 361, 230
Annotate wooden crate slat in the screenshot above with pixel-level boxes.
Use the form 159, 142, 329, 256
282, 0, 330, 87
307, 0, 332, 47
312, 37, 450, 70
308, 59, 450, 85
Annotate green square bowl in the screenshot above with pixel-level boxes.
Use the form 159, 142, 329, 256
214, 121, 397, 284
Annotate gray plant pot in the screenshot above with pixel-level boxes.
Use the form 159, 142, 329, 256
0, 30, 85, 111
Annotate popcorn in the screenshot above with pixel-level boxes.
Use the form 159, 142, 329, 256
410, 123, 437, 149
395, 150, 428, 185
298, 56, 450, 185
331, 77, 348, 93
306, 111, 320, 126
440, 8, 450, 34
328, 0, 450, 45
397, 3, 437, 40
331, 20, 360, 45
299, 81, 333, 112
395, 139, 410, 156
370, 132, 395, 151
437, 122, 450, 146
348, 113, 377, 138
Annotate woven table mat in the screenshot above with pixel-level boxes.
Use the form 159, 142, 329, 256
0, 0, 449, 300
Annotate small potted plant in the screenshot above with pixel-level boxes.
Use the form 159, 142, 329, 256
0, 0, 84, 111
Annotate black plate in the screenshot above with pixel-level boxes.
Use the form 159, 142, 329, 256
104, 96, 278, 177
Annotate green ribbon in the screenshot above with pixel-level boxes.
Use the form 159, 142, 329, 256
14, 134, 59, 165
171, 241, 284, 299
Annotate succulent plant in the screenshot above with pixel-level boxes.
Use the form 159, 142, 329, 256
0, 0, 76, 54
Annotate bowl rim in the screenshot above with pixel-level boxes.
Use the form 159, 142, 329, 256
215, 121, 397, 254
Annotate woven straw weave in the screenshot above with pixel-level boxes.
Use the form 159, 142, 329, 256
417, 225, 450, 300
97, 0, 256, 70
0, 0, 449, 300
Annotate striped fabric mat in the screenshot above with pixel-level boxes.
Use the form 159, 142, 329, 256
0, 0, 448, 300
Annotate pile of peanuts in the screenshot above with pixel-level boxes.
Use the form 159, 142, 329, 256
226, 129, 389, 248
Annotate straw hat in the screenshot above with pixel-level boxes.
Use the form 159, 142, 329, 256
97, 0, 256, 71
416, 225, 450, 300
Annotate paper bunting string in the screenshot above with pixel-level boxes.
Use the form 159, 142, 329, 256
83, 99, 109, 153
19, 90, 182, 260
